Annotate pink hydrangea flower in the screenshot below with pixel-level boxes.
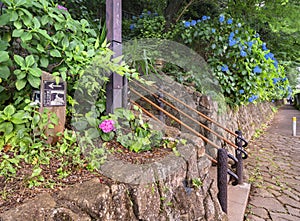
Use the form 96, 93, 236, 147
99, 119, 115, 133
57, 5, 68, 11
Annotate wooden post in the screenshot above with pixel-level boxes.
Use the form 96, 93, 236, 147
39, 72, 66, 144
106, 0, 127, 113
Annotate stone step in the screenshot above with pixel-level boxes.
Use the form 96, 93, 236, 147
209, 166, 251, 221
228, 183, 251, 221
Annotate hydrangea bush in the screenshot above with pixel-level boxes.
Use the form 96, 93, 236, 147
125, 12, 291, 106
180, 14, 290, 106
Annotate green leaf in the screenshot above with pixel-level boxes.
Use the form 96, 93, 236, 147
31, 167, 42, 177
14, 70, 26, 80
0, 65, 10, 80
10, 10, 18, 22
29, 68, 42, 77
14, 55, 25, 67
50, 49, 61, 57
0, 51, 9, 63
20, 32, 32, 42
0, 13, 11, 26
87, 128, 100, 139
16, 79, 27, 90
4, 105, 16, 116
12, 29, 24, 37
0, 122, 13, 134
14, 20, 22, 29
37, 44, 45, 52
25, 55, 35, 67
32, 17, 40, 29
11, 112, 27, 124
0, 86, 4, 93
40, 57, 48, 68
37, 29, 51, 40
27, 75, 40, 88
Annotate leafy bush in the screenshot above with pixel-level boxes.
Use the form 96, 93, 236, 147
179, 14, 290, 106
99, 107, 163, 153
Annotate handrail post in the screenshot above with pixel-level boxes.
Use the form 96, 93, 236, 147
217, 148, 228, 213
235, 130, 248, 185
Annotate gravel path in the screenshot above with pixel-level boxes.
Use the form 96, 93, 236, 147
244, 104, 300, 220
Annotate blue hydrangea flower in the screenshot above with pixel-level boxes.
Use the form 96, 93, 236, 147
229, 32, 235, 39
184, 21, 191, 28
221, 65, 229, 72
139, 15, 143, 19
240, 50, 247, 57
153, 12, 158, 16
207, 16, 211, 19
130, 24, 135, 30
247, 41, 253, 47
248, 95, 259, 102
219, 15, 225, 23
237, 23, 242, 28
191, 20, 197, 26
212, 28, 216, 33
227, 18, 233, 24
254, 33, 260, 38
147, 11, 151, 15
239, 89, 245, 94
273, 78, 279, 84
202, 15, 208, 21
253, 66, 262, 74
262, 43, 268, 51
233, 63, 237, 68
197, 19, 201, 23
235, 30, 239, 34
132, 16, 137, 19
229, 39, 237, 47
265, 52, 274, 60
282, 77, 287, 81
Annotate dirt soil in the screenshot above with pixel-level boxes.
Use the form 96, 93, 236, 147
0, 141, 172, 214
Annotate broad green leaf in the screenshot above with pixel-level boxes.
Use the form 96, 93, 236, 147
14, 70, 26, 80
0, 51, 9, 63
0, 65, 10, 79
15, 0, 27, 7
0, 86, 4, 93
11, 112, 27, 124
37, 29, 51, 40
37, 44, 45, 52
15, 79, 27, 90
50, 49, 61, 57
0, 122, 13, 134
40, 57, 48, 68
32, 17, 40, 29
14, 55, 25, 67
41, 15, 51, 26
0, 13, 10, 26
27, 75, 40, 88
62, 37, 69, 48
10, 10, 18, 21
87, 128, 100, 139
13, 20, 22, 29
25, 55, 35, 67
12, 29, 24, 37
29, 68, 42, 77
20, 32, 32, 42
4, 105, 16, 116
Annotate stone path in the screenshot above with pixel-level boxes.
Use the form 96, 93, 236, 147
244, 104, 300, 220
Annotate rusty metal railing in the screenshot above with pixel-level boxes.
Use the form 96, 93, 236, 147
129, 80, 248, 213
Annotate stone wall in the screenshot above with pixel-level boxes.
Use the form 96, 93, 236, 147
0, 133, 227, 221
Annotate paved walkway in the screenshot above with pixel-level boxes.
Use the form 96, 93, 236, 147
244, 105, 300, 220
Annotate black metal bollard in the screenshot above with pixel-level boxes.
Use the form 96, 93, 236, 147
217, 148, 228, 213
235, 130, 248, 185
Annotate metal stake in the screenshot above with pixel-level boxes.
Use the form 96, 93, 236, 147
217, 148, 228, 213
